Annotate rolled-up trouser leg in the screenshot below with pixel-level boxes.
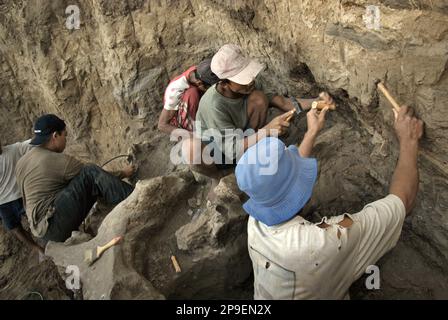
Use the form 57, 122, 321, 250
43, 165, 134, 242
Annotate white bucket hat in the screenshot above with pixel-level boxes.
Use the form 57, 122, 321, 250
211, 44, 264, 85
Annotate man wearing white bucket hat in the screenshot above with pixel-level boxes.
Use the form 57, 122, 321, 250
182, 44, 334, 200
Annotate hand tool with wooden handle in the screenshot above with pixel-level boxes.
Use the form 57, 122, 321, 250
171, 255, 182, 273
285, 109, 296, 122
376, 81, 401, 112
311, 100, 337, 111
168, 242, 182, 273
84, 236, 123, 266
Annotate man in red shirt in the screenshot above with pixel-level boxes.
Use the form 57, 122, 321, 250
158, 59, 219, 135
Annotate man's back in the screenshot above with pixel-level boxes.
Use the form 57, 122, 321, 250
248, 195, 406, 299
15, 147, 83, 237
0, 140, 32, 205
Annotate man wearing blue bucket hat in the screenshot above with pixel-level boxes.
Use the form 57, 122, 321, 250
236, 105, 423, 299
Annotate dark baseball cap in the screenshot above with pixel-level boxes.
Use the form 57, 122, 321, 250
196, 58, 220, 86
30, 114, 66, 145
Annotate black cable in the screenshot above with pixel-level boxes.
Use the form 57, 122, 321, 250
101, 154, 129, 168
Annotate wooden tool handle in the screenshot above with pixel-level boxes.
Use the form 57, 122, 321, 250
312, 101, 336, 111
171, 255, 182, 273
377, 82, 401, 112
98, 236, 123, 256
285, 109, 295, 122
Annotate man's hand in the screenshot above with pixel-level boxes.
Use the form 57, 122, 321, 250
297, 107, 329, 158
294, 92, 335, 111
262, 110, 294, 136
121, 164, 137, 179
393, 105, 424, 144
306, 107, 329, 136
317, 92, 336, 110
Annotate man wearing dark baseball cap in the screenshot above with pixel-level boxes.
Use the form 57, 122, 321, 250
29, 114, 67, 146
183, 44, 335, 200
16, 114, 135, 242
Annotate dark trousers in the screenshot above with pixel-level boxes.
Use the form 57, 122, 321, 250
0, 198, 25, 231
43, 165, 134, 242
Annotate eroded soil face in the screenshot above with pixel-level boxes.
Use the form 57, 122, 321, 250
1, 0, 447, 299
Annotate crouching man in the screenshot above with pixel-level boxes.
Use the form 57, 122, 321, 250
235, 105, 423, 299
16, 114, 135, 242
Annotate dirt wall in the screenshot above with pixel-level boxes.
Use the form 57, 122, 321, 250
0, 0, 447, 299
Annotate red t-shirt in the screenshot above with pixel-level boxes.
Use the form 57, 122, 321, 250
162, 66, 201, 131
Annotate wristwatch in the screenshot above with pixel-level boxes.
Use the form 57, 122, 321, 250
290, 96, 303, 115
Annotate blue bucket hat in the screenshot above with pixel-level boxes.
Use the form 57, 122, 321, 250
235, 137, 318, 226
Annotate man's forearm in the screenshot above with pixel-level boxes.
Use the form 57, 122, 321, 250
298, 130, 318, 158
389, 142, 419, 214
270, 96, 294, 112
297, 98, 316, 111
158, 122, 180, 135
158, 108, 179, 135
270, 96, 318, 113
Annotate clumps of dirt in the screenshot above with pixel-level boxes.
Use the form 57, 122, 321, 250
1, 70, 447, 300
0, 224, 72, 300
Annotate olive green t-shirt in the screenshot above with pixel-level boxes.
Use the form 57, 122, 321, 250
195, 84, 248, 134
15, 147, 84, 237
195, 84, 251, 161
195, 84, 275, 161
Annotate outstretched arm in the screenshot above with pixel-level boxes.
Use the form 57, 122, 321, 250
389, 106, 424, 215
270, 92, 335, 113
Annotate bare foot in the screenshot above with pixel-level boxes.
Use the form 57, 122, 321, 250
206, 178, 220, 202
